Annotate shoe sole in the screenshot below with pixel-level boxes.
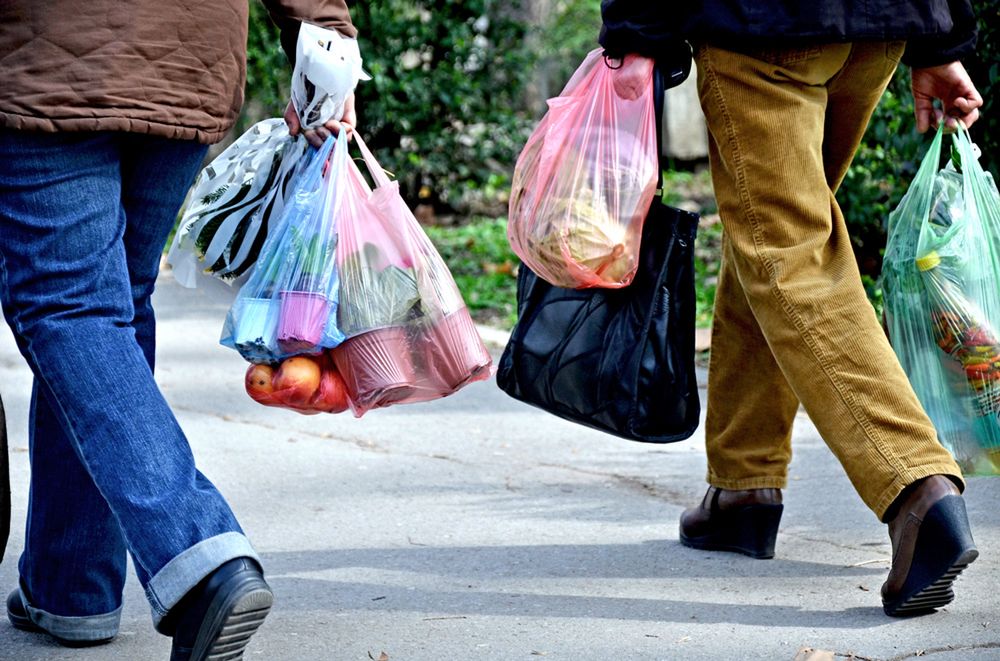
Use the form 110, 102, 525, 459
883, 496, 979, 617
186, 577, 273, 661
8, 606, 41, 633
680, 534, 775, 559
680, 503, 783, 559
885, 547, 978, 616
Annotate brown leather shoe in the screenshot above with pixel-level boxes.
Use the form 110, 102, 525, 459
882, 475, 978, 616
679, 487, 783, 559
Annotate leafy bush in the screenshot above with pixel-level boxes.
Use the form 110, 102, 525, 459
424, 218, 519, 327
350, 1, 533, 213
239, 1, 291, 131
240, 1, 533, 214
967, 0, 999, 176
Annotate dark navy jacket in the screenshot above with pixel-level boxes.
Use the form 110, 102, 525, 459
599, 1, 978, 67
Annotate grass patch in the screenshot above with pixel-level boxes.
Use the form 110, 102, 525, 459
424, 217, 520, 329
692, 217, 721, 328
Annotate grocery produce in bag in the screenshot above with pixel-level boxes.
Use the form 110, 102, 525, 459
329, 134, 493, 415
919, 251, 1000, 471
220, 134, 345, 363
508, 49, 658, 289
883, 125, 1000, 474
245, 353, 350, 414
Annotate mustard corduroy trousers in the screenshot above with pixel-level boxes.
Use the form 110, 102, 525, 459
694, 42, 963, 520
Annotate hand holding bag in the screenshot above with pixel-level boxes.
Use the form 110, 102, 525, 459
507, 49, 660, 289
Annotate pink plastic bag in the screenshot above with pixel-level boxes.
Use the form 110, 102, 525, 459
508, 49, 659, 289
329, 134, 493, 416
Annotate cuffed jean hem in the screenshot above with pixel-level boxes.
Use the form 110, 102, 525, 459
146, 532, 260, 629
707, 473, 788, 491
20, 591, 122, 641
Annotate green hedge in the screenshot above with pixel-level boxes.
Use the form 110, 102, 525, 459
241, 1, 534, 214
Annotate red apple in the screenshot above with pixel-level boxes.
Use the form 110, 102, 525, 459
272, 355, 322, 407
245, 363, 277, 406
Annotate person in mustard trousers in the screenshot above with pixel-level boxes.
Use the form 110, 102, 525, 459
600, 0, 984, 616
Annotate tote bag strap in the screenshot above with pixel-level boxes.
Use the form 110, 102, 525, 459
651, 44, 694, 193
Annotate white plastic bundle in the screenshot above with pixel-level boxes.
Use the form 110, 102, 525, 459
291, 23, 370, 130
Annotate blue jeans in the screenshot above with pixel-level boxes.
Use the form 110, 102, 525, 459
0, 129, 259, 641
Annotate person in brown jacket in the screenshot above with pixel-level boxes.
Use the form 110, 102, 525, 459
0, 2, 357, 659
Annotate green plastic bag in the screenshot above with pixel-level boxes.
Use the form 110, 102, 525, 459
883, 125, 1000, 475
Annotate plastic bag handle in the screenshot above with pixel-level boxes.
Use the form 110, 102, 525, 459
351, 133, 393, 189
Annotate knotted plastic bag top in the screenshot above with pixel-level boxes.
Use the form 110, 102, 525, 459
292, 23, 370, 130
508, 48, 659, 289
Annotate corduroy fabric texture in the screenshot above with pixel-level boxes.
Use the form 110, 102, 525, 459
695, 42, 964, 520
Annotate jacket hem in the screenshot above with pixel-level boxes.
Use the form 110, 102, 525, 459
0, 111, 232, 145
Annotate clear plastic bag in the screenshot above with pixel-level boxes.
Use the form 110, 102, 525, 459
168, 119, 308, 287
221, 134, 346, 363
329, 134, 493, 416
507, 49, 659, 289
883, 126, 1000, 474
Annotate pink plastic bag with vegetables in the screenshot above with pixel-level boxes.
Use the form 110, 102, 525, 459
508, 49, 659, 289
329, 134, 493, 416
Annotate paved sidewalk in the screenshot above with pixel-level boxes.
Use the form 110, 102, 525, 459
0, 273, 997, 661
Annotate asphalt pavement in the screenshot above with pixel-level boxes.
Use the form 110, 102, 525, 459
0, 271, 997, 661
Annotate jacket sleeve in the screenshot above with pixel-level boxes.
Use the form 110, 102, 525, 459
902, 0, 978, 68
260, 0, 357, 65
599, 0, 685, 60
599, 0, 693, 81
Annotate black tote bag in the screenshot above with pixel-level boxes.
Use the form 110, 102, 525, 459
496, 57, 701, 443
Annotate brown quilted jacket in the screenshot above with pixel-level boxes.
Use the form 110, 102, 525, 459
0, 1, 355, 144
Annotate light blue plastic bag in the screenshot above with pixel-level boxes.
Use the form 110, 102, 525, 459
221, 131, 349, 363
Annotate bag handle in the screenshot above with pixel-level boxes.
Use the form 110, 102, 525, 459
653, 62, 666, 192
351, 133, 393, 190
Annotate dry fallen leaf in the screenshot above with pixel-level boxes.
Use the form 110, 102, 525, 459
858, 584, 870, 592
794, 648, 836, 661
367, 652, 389, 661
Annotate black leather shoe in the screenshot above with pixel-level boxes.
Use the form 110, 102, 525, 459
6, 588, 114, 647
882, 475, 978, 616
169, 557, 273, 661
679, 486, 783, 559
